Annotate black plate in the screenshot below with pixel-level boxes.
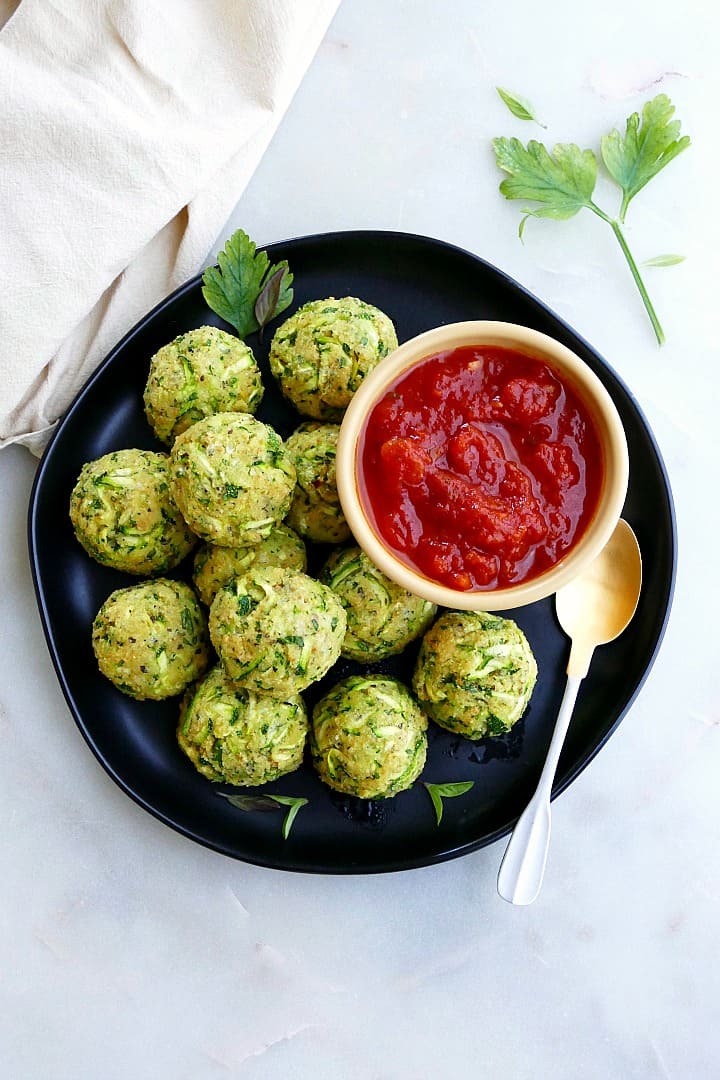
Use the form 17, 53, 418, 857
28, 231, 676, 873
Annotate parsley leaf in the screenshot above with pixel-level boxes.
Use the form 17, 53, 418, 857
600, 94, 690, 221
496, 87, 545, 127
202, 229, 293, 339
423, 781, 474, 826
492, 138, 598, 237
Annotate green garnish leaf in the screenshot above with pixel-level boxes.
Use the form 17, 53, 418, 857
600, 93, 691, 222
641, 253, 686, 267
254, 265, 289, 337
217, 792, 308, 839
201, 228, 294, 339
423, 781, 474, 826
217, 792, 281, 813
496, 87, 545, 127
492, 94, 690, 345
269, 796, 309, 839
492, 137, 598, 225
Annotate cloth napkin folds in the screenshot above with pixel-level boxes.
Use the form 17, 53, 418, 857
0, 0, 340, 453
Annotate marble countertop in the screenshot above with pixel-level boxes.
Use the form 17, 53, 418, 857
2, 2, 718, 1077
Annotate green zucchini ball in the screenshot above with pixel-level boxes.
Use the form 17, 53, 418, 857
412, 611, 537, 738
69, 449, 197, 575
192, 524, 307, 606
311, 675, 427, 799
269, 296, 398, 420
321, 546, 436, 662
169, 412, 296, 547
209, 566, 346, 696
284, 422, 350, 544
178, 664, 307, 785
144, 326, 263, 444
92, 579, 210, 700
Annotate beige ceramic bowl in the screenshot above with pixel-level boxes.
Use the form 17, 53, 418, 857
336, 321, 629, 611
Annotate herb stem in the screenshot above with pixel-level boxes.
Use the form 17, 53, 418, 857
608, 218, 665, 346
585, 202, 665, 345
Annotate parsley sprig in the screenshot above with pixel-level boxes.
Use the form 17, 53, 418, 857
493, 93, 690, 345
202, 229, 293, 339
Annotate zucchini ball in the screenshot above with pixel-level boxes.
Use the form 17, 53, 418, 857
169, 412, 296, 547
209, 566, 346, 696
269, 296, 398, 420
192, 524, 307, 606
143, 326, 263, 444
320, 546, 436, 662
177, 664, 307, 786
311, 675, 427, 799
284, 422, 350, 544
69, 449, 197, 575
412, 611, 537, 738
92, 579, 210, 700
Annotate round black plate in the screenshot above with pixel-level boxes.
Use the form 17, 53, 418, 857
28, 231, 676, 873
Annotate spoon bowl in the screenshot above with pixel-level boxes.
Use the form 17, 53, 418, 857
497, 518, 643, 905
557, 519, 643, 679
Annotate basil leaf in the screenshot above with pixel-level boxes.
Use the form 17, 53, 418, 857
217, 791, 309, 838
255, 266, 289, 336
217, 792, 282, 813
269, 796, 309, 839
423, 781, 474, 826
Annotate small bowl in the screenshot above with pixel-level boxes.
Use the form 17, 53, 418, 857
336, 321, 629, 611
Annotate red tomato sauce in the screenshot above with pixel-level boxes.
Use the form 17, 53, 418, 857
358, 345, 604, 592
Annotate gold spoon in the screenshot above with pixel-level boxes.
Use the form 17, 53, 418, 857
497, 519, 643, 905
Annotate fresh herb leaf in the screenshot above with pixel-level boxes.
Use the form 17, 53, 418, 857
217, 791, 308, 839
255, 266, 289, 337
492, 138, 598, 235
641, 253, 686, 267
600, 94, 690, 222
492, 94, 690, 345
201, 229, 293, 339
269, 796, 309, 839
217, 792, 281, 813
423, 781, 474, 826
496, 87, 545, 127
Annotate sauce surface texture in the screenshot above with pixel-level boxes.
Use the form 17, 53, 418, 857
358, 345, 604, 591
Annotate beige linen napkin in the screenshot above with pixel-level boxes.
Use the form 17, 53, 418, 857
0, 0, 340, 453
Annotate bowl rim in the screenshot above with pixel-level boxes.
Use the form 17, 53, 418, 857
336, 320, 630, 611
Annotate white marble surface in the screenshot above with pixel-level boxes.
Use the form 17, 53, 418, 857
2, 2, 719, 1077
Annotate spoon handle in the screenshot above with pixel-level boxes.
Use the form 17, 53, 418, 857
497, 673, 584, 905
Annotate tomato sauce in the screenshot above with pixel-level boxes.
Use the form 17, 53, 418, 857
358, 345, 604, 592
